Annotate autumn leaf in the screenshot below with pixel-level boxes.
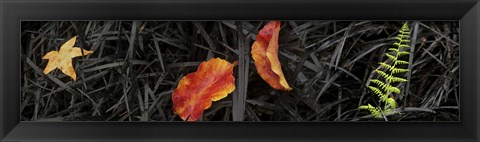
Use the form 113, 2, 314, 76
42, 36, 93, 81
251, 21, 292, 91
172, 58, 237, 121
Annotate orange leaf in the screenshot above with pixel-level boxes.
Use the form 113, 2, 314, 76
42, 36, 93, 81
251, 21, 292, 91
172, 58, 237, 121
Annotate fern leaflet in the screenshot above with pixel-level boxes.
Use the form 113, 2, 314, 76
360, 22, 412, 119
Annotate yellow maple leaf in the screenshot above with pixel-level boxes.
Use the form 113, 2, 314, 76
42, 36, 93, 81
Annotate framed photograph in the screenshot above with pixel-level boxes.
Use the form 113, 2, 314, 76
1, 0, 479, 141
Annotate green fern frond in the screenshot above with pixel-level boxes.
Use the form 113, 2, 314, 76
394, 37, 410, 43
359, 104, 382, 118
389, 49, 410, 56
368, 86, 388, 100
394, 60, 409, 65
368, 86, 385, 98
392, 68, 409, 74
386, 86, 400, 94
370, 80, 400, 94
399, 31, 409, 34
393, 43, 411, 48
386, 76, 407, 83
388, 48, 398, 52
374, 69, 407, 83
374, 69, 389, 78
401, 24, 409, 30
397, 34, 410, 38
397, 51, 410, 56
370, 79, 385, 88
378, 62, 408, 74
359, 105, 370, 110
386, 98, 397, 109
360, 22, 412, 119
378, 62, 393, 70
385, 53, 396, 61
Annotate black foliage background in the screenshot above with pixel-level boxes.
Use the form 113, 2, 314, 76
20, 21, 459, 121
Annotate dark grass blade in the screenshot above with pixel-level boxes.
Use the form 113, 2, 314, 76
232, 22, 247, 121
193, 22, 216, 59
404, 21, 420, 108
152, 35, 166, 72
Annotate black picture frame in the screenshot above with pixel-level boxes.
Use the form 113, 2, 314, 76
1, 0, 479, 142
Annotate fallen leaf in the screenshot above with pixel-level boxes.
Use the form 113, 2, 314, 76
172, 58, 237, 121
251, 21, 292, 91
43, 36, 93, 81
